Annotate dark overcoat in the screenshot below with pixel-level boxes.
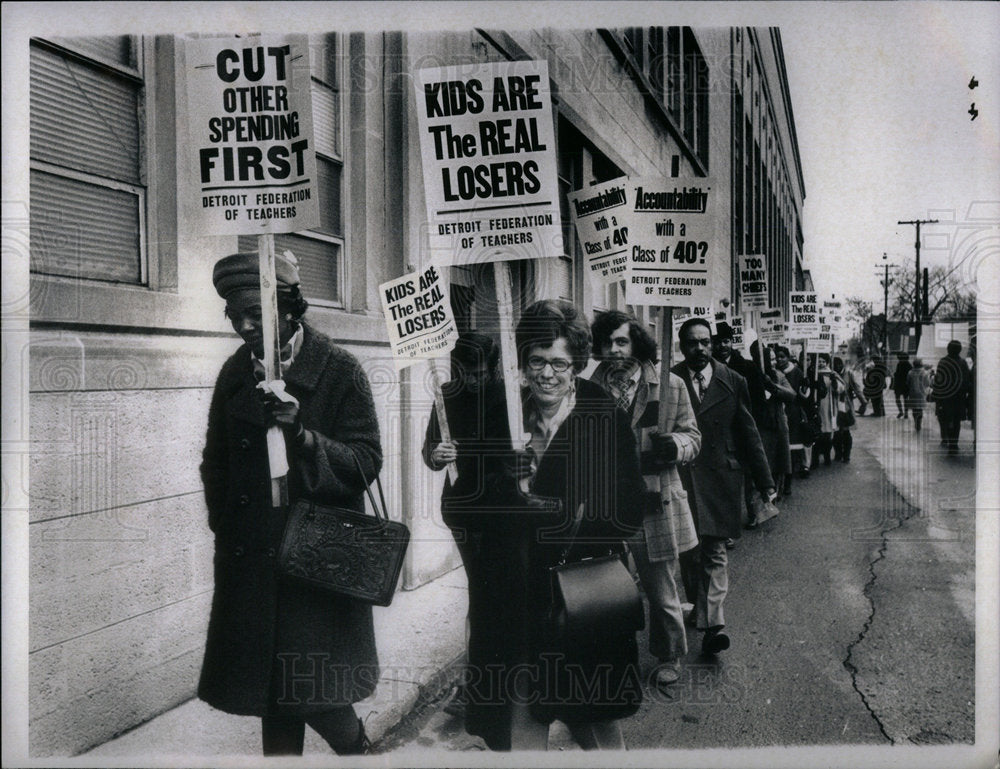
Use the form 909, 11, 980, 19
421, 381, 510, 534
463, 378, 646, 747
671, 361, 773, 539
198, 323, 383, 716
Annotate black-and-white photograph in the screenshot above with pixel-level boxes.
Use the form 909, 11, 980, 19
2, 2, 998, 767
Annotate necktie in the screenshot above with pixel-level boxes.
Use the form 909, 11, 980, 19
695, 372, 706, 400
615, 379, 634, 412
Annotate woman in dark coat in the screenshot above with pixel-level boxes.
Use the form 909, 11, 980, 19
464, 300, 646, 751
422, 331, 507, 716
198, 252, 382, 756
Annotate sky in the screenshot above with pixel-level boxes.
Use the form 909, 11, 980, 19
778, 3, 999, 309
3, 1, 998, 317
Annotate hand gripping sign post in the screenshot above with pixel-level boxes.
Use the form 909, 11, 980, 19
379, 265, 460, 483
415, 61, 561, 451
186, 34, 320, 506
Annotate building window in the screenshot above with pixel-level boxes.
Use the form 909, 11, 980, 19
612, 27, 709, 168
30, 36, 146, 284
557, 117, 623, 309
238, 33, 344, 306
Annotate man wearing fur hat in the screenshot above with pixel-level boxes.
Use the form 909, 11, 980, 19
198, 251, 383, 756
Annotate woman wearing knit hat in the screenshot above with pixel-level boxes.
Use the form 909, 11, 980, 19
198, 251, 383, 756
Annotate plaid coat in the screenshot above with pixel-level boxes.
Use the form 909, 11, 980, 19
591, 361, 701, 561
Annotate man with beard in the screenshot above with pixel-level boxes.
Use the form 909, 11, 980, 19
590, 311, 700, 686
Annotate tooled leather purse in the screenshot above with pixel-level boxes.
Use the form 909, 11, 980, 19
278, 452, 409, 606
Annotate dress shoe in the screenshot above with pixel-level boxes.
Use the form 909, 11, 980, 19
702, 628, 730, 655
655, 660, 681, 686
725, 538, 736, 550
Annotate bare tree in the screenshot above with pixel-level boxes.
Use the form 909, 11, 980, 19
887, 260, 977, 323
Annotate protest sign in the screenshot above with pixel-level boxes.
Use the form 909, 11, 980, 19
380, 265, 458, 370
567, 177, 631, 287
623, 177, 718, 307
788, 291, 820, 339
738, 254, 769, 309
414, 60, 561, 265
823, 299, 844, 342
673, 304, 714, 330
730, 314, 747, 353
758, 307, 786, 344
185, 34, 320, 235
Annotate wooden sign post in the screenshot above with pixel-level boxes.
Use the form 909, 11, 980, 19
658, 306, 674, 433
494, 262, 529, 452
258, 234, 289, 508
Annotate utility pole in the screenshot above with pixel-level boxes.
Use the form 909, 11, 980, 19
898, 217, 938, 348
881, 252, 891, 355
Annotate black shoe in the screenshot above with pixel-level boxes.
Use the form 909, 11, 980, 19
702, 629, 730, 655
725, 538, 736, 550
337, 718, 372, 756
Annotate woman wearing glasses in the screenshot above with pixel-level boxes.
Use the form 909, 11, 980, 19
464, 299, 646, 751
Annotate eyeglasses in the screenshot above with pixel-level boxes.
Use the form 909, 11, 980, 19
526, 356, 572, 373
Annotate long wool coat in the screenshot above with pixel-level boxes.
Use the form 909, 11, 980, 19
670, 361, 773, 539
198, 324, 383, 716
463, 377, 647, 747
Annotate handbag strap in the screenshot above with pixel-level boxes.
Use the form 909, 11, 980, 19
556, 502, 587, 566
348, 450, 389, 524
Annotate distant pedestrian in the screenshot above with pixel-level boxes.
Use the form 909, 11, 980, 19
905, 357, 931, 433
930, 341, 972, 455
831, 357, 855, 462
809, 354, 839, 468
847, 358, 869, 415
892, 352, 912, 419
774, 346, 811, 488
754, 346, 795, 507
590, 310, 701, 688
864, 356, 889, 417
672, 318, 774, 657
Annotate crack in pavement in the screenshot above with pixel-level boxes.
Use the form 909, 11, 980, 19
843, 444, 920, 745
841, 447, 923, 746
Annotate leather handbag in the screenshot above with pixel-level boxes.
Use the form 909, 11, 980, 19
546, 504, 644, 646
278, 453, 409, 606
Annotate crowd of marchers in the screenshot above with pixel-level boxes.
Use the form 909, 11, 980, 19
194, 251, 976, 755
422, 308, 977, 751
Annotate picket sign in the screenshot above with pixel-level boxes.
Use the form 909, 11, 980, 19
429, 357, 459, 484
658, 307, 673, 433
257, 233, 289, 508
494, 262, 529, 452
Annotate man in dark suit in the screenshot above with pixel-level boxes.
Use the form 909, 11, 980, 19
711, 322, 780, 532
672, 318, 775, 655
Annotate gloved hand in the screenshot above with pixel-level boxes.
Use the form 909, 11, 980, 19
501, 448, 536, 485
258, 383, 303, 440
649, 433, 679, 463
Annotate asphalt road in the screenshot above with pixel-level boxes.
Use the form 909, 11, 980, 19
379, 411, 977, 755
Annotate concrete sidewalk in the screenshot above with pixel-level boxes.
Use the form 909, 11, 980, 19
83, 567, 468, 758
